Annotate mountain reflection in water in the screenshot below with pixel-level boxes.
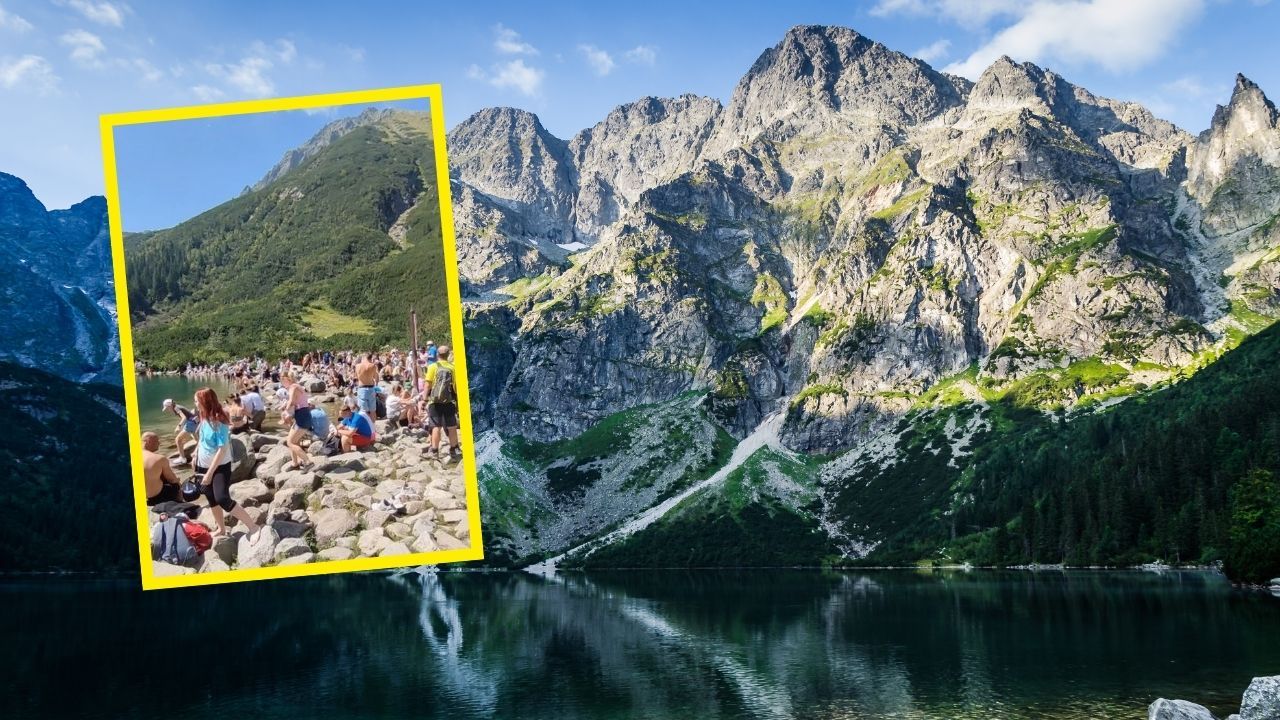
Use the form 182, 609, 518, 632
2, 569, 1277, 719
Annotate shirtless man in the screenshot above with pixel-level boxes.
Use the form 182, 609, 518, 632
142, 431, 182, 506
355, 353, 380, 421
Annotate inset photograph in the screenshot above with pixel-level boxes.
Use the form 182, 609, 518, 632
102, 86, 482, 588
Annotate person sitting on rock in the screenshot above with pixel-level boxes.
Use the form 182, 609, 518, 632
337, 406, 375, 452
227, 397, 250, 435
240, 385, 266, 431
162, 398, 198, 457
424, 344, 461, 460
385, 382, 404, 426
400, 385, 420, 427
192, 387, 262, 541
142, 431, 182, 506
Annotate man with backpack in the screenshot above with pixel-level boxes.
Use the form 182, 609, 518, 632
424, 344, 460, 460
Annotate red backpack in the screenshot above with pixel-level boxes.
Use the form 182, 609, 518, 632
181, 520, 213, 554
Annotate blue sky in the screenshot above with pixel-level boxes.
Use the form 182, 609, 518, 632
113, 99, 429, 230
1, 0, 1277, 214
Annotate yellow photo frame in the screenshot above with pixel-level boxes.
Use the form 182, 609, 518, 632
100, 84, 484, 589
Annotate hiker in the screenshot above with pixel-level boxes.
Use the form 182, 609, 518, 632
424, 344, 460, 459
281, 372, 313, 471
142, 431, 182, 506
355, 353, 379, 420
400, 385, 420, 427
228, 397, 250, 434
240, 385, 266, 431
309, 404, 331, 441
336, 406, 375, 452
426, 341, 438, 364
162, 398, 198, 454
192, 387, 262, 540
386, 382, 404, 426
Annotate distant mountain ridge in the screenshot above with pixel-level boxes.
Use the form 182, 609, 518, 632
448, 25, 1280, 570
0, 172, 118, 384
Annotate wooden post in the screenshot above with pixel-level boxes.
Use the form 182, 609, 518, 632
409, 307, 421, 393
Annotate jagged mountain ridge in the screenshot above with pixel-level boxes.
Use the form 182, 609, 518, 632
0, 173, 119, 383
451, 25, 1280, 565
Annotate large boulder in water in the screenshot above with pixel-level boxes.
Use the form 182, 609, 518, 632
1148, 699, 1216, 720
1241, 676, 1280, 720
305, 377, 327, 393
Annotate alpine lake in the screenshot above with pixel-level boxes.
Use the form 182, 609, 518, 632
2, 569, 1277, 719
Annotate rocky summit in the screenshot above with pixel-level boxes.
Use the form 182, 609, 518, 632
151, 412, 470, 576
0, 172, 118, 384
451, 25, 1280, 567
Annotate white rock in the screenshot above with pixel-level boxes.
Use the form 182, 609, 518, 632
229, 480, 273, 507
317, 546, 356, 562
277, 552, 315, 566
153, 561, 195, 576
378, 542, 410, 557
312, 508, 358, 546
1148, 699, 1217, 720
235, 526, 280, 569
274, 537, 311, 560
1241, 676, 1280, 720
199, 556, 231, 573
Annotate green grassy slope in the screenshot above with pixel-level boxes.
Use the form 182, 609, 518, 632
126, 111, 452, 367
833, 322, 1280, 582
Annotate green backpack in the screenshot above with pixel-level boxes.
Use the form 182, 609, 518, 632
429, 364, 457, 404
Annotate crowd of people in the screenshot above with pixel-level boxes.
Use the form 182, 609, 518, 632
144, 343, 464, 523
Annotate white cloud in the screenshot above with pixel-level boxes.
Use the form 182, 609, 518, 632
190, 84, 224, 102
0, 5, 33, 32
340, 44, 365, 63
578, 44, 614, 76
122, 56, 162, 82
60, 29, 106, 65
943, 0, 1204, 79
488, 58, 544, 96
493, 23, 538, 55
0, 55, 58, 92
623, 45, 657, 66
66, 0, 127, 28
912, 38, 951, 63
275, 39, 296, 64
205, 55, 274, 96
465, 63, 486, 80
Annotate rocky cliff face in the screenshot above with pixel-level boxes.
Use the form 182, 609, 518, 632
0, 173, 118, 383
450, 25, 1280, 563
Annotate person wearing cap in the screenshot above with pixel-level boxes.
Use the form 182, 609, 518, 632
162, 398, 198, 455
426, 341, 438, 365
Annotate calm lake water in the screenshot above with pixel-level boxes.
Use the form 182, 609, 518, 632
135, 374, 240, 448
1, 570, 1277, 719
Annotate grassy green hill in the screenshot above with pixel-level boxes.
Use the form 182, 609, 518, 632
126, 110, 453, 367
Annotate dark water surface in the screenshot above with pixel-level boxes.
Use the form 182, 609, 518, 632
3, 570, 1277, 719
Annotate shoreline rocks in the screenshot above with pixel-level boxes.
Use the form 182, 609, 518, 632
150, 418, 470, 574
1150, 676, 1280, 720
